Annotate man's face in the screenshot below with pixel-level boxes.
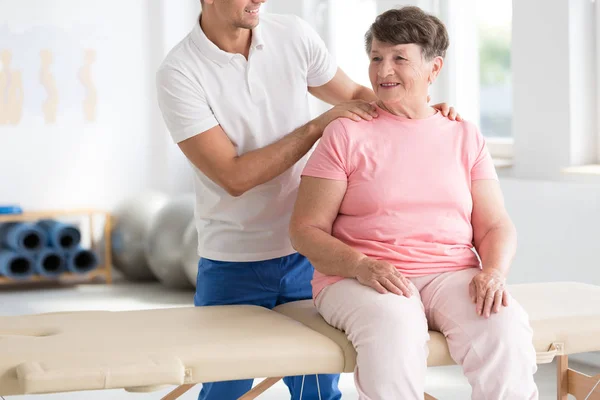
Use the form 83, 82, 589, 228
213, 0, 266, 30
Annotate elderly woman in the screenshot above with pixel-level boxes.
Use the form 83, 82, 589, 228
289, 6, 538, 399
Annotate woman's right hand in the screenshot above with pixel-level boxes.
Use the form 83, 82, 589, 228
355, 257, 414, 297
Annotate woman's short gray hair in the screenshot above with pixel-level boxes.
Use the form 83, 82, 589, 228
364, 6, 449, 60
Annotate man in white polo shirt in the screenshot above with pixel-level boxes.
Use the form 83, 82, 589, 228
156, 1, 459, 399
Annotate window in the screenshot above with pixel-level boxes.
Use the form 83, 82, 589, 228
330, 0, 377, 88
311, 0, 515, 160
476, 0, 513, 140
597, 0, 600, 161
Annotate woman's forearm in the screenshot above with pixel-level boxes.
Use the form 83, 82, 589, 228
475, 222, 517, 278
290, 226, 366, 278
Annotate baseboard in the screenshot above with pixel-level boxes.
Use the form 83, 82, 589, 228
570, 351, 600, 368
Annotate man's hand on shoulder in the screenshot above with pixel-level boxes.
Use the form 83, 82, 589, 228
313, 100, 379, 134
430, 97, 462, 121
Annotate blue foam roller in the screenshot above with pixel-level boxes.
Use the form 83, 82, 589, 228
34, 247, 66, 277
65, 248, 99, 274
37, 219, 81, 251
0, 249, 35, 280
0, 205, 22, 215
0, 222, 47, 254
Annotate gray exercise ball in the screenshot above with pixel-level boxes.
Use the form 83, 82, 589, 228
111, 192, 170, 281
145, 194, 195, 289
181, 220, 200, 287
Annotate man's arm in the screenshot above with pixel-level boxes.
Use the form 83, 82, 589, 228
178, 97, 376, 197
179, 122, 319, 197
309, 68, 377, 104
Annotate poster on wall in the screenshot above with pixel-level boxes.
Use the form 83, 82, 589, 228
0, 9, 102, 127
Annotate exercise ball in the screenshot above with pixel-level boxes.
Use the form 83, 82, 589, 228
111, 192, 170, 281
145, 194, 195, 289
181, 220, 199, 287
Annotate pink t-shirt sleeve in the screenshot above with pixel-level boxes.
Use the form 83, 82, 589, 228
302, 119, 350, 181
470, 124, 498, 181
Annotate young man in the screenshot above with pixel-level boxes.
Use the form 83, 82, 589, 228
156, 1, 459, 398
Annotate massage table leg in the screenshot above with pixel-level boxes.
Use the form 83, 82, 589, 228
161, 384, 195, 400
161, 377, 283, 400
556, 354, 600, 399
238, 377, 283, 400
557, 354, 568, 399
162, 379, 439, 400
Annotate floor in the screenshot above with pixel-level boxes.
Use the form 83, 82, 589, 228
1, 277, 598, 400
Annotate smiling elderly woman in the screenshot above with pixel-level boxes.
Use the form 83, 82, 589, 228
289, 6, 538, 400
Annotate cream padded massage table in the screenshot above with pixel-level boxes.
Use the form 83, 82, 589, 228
1, 282, 599, 400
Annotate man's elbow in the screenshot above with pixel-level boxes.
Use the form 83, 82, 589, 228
221, 175, 251, 197
223, 182, 245, 197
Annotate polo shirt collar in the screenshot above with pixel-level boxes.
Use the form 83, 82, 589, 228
251, 22, 264, 51
192, 15, 265, 66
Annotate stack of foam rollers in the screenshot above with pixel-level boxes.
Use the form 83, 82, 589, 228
0, 213, 99, 281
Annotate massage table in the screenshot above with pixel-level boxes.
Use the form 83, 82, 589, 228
0, 282, 599, 400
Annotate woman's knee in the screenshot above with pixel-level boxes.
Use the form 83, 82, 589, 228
350, 294, 429, 349
478, 301, 537, 364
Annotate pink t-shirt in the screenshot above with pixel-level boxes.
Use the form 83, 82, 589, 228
301, 105, 498, 299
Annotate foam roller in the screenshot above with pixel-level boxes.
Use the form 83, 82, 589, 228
34, 248, 66, 277
65, 248, 99, 274
0, 249, 34, 280
0, 223, 46, 254
37, 219, 81, 251
0, 205, 22, 215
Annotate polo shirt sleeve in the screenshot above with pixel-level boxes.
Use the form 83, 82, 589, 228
294, 16, 337, 87
302, 119, 350, 181
469, 123, 498, 181
156, 67, 219, 143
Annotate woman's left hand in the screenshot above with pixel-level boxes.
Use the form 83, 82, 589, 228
469, 270, 509, 318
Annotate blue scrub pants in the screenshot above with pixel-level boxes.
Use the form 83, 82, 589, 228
193, 252, 342, 400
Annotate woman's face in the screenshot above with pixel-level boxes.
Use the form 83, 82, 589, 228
368, 39, 440, 106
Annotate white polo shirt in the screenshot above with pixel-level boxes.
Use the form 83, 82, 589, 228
156, 13, 337, 262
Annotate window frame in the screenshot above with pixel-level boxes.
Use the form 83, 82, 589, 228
597, 0, 600, 161
435, 0, 514, 162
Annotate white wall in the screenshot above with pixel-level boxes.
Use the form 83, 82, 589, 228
501, 179, 600, 286
1, 0, 598, 289
0, 0, 198, 212
509, 0, 600, 287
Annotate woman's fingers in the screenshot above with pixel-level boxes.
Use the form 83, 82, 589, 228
469, 280, 477, 303
476, 285, 486, 316
371, 280, 388, 295
377, 276, 406, 297
492, 290, 503, 314
380, 277, 402, 296
479, 286, 507, 318
389, 274, 413, 297
482, 288, 496, 318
